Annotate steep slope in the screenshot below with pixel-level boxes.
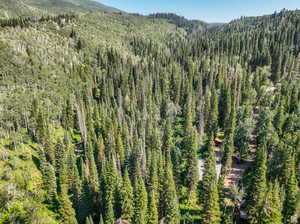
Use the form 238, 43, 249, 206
0, 0, 120, 18
0, 12, 186, 223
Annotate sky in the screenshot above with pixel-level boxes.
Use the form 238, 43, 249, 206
97, 0, 300, 23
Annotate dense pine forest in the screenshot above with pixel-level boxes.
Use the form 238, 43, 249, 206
0, 1, 299, 223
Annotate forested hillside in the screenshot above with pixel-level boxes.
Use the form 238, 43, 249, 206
0, 0, 120, 18
0, 3, 299, 224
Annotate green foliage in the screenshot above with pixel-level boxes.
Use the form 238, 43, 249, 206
261, 181, 283, 224
133, 165, 148, 224
198, 139, 221, 224
119, 170, 134, 221
162, 158, 180, 224
246, 145, 268, 224
0, 0, 120, 18
0, 4, 299, 224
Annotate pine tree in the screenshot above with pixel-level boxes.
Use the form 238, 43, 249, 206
198, 138, 221, 224
147, 189, 159, 224
272, 51, 282, 82
86, 141, 99, 192
219, 85, 231, 129
283, 153, 298, 224
162, 119, 174, 156
273, 101, 285, 135
62, 98, 74, 130
86, 216, 94, 224
148, 149, 159, 202
102, 160, 118, 224
224, 94, 236, 138
99, 215, 104, 224
222, 134, 234, 173
43, 162, 57, 204
182, 128, 199, 200
236, 117, 255, 160
78, 162, 93, 224
133, 163, 148, 224
162, 156, 180, 224
44, 135, 55, 165
59, 192, 78, 224
36, 109, 46, 144
119, 169, 134, 222
58, 154, 78, 224
67, 151, 82, 213
55, 139, 64, 177
104, 199, 114, 224
261, 181, 283, 224
157, 151, 166, 219
116, 133, 125, 169
207, 89, 219, 138
247, 144, 268, 224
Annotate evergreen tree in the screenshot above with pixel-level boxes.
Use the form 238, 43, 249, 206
58, 154, 78, 224
147, 189, 159, 224
99, 215, 104, 224
43, 162, 58, 204
86, 216, 94, 224
261, 181, 283, 224
102, 160, 118, 224
283, 153, 299, 224
273, 101, 285, 135
198, 138, 221, 224
78, 162, 93, 224
36, 109, 46, 144
55, 139, 64, 177
67, 151, 82, 213
162, 119, 174, 156
104, 199, 114, 224
247, 144, 268, 224
162, 156, 180, 224
182, 128, 199, 200
119, 169, 134, 221
207, 90, 219, 138
86, 141, 99, 192
133, 164, 148, 224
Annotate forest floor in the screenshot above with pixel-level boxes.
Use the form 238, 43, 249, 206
223, 138, 256, 189
223, 110, 259, 204
198, 146, 222, 180
197, 111, 259, 204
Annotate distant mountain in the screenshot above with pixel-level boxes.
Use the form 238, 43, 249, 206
147, 13, 224, 36
0, 0, 121, 18
148, 13, 208, 35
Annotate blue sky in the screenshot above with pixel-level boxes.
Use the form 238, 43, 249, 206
98, 0, 299, 23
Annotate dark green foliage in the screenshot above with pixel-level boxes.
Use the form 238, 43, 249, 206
283, 153, 299, 224
147, 189, 159, 224
261, 181, 283, 224
246, 145, 268, 224
182, 128, 199, 199
207, 90, 219, 138
133, 164, 148, 224
43, 162, 58, 204
0, 5, 299, 224
119, 170, 134, 221
161, 157, 180, 224
198, 139, 221, 224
